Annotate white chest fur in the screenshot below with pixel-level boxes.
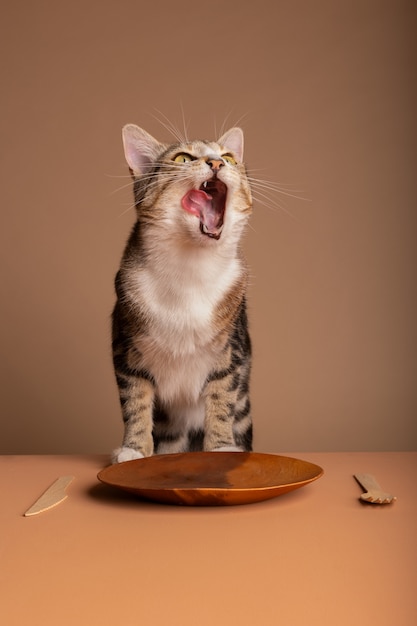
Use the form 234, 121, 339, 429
131, 246, 242, 406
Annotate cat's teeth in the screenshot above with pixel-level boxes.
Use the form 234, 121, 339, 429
202, 224, 223, 236
203, 181, 208, 188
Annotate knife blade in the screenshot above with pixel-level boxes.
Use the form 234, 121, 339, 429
24, 475, 75, 516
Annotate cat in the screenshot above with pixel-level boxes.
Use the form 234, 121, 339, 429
111, 123, 253, 463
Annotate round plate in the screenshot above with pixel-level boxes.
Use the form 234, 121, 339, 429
97, 452, 323, 506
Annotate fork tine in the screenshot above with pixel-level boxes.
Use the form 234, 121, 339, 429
354, 474, 396, 504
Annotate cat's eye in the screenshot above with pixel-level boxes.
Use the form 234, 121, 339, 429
223, 154, 237, 165
173, 153, 193, 163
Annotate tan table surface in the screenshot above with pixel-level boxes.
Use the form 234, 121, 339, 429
1, 452, 416, 625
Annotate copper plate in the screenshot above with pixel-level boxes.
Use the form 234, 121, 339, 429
97, 452, 323, 506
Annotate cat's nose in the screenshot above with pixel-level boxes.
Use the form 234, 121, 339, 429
206, 158, 224, 171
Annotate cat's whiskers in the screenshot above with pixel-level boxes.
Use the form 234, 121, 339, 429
246, 173, 310, 221
251, 192, 297, 220
246, 171, 305, 191
117, 201, 137, 218
179, 102, 190, 143
151, 109, 188, 143
247, 176, 308, 201
216, 111, 249, 139
111, 171, 306, 224
246, 221, 258, 235
109, 178, 138, 196
113, 169, 196, 219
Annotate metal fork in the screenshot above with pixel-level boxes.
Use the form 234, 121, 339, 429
354, 473, 396, 504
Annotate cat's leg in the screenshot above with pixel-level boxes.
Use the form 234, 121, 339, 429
203, 377, 252, 453
203, 340, 252, 452
112, 374, 155, 463
203, 385, 243, 452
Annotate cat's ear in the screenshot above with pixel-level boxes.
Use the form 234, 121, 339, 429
122, 124, 165, 175
218, 127, 244, 163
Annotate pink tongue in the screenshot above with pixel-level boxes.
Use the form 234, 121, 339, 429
181, 189, 221, 231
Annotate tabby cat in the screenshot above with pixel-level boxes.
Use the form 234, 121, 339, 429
112, 124, 253, 463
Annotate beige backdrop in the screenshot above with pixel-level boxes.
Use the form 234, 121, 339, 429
1, 0, 416, 454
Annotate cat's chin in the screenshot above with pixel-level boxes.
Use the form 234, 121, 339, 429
112, 447, 145, 464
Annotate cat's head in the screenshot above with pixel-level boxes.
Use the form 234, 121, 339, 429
122, 125, 252, 246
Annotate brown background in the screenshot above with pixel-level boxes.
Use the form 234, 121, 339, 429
1, 0, 416, 454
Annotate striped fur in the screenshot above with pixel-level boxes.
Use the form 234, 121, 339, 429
112, 125, 253, 463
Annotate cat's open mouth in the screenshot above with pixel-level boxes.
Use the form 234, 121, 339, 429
181, 178, 227, 240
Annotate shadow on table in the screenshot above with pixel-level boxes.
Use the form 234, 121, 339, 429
87, 481, 159, 509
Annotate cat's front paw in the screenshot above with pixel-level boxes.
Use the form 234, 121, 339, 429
112, 447, 145, 464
